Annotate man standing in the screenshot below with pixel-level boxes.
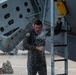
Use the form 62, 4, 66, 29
23, 20, 47, 75
54, 17, 62, 35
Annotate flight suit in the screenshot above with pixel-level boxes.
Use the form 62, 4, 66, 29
54, 21, 62, 35
23, 29, 47, 75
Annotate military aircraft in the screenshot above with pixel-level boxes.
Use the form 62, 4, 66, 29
0, 0, 76, 61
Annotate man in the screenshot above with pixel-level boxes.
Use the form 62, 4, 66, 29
54, 17, 62, 35
46, 17, 62, 36
23, 20, 47, 75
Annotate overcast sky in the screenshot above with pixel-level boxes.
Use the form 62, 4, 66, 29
0, 0, 7, 3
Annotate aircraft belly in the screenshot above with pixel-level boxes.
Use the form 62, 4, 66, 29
65, 0, 76, 34
45, 35, 76, 61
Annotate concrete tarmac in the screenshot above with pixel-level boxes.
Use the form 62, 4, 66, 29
0, 50, 76, 75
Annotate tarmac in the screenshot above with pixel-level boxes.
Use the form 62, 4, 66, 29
0, 50, 76, 75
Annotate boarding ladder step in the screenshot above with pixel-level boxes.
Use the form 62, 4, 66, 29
56, 73, 67, 75
54, 44, 67, 47
54, 59, 67, 62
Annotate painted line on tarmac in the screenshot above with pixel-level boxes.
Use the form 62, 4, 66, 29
55, 68, 76, 71
12, 66, 76, 71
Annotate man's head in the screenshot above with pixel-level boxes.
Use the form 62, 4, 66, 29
57, 17, 62, 23
34, 20, 43, 34
58, 17, 62, 21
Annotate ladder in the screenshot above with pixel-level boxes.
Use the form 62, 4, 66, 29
50, 0, 68, 75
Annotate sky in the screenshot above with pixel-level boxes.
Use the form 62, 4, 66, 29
0, 0, 7, 3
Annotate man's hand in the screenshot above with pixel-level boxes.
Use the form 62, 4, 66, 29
36, 46, 45, 51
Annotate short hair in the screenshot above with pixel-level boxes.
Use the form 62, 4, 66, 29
34, 20, 42, 26
58, 17, 62, 20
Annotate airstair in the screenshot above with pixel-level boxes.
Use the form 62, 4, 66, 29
50, 0, 68, 75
